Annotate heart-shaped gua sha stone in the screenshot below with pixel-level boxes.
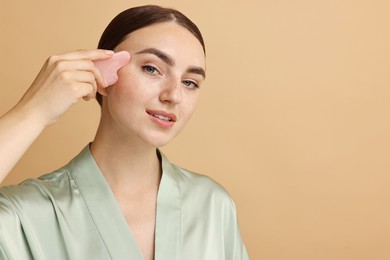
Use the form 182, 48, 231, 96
93, 51, 131, 86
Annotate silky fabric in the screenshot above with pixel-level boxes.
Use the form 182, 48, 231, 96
0, 145, 249, 260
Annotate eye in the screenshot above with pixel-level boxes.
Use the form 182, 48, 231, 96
182, 80, 199, 89
142, 65, 160, 75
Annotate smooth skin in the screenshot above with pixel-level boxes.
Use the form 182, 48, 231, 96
0, 22, 206, 260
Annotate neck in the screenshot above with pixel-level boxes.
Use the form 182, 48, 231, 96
90, 125, 161, 195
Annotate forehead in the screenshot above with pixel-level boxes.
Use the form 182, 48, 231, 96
115, 22, 205, 69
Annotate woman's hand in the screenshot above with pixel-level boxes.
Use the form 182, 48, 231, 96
16, 49, 114, 127
0, 49, 114, 183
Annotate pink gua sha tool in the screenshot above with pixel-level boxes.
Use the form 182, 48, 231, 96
93, 51, 131, 86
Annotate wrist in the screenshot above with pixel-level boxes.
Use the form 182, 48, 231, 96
7, 103, 49, 131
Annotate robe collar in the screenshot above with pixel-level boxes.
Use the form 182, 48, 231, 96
68, 145, 181, 260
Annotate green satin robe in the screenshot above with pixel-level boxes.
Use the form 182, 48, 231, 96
0, 146, 249, 259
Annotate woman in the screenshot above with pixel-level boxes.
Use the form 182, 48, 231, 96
0, 5, 249, 260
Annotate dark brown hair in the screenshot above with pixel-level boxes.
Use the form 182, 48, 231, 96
96, 5, 205, 106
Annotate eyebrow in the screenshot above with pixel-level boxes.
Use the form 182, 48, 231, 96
187, 66, 206, 79
136, 48, 175, 66
135, 48, 206, 79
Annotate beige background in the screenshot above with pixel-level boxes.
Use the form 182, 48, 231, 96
1, 0, 390, 259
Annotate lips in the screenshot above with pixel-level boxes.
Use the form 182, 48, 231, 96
153, 114, 171, 121
146, 110, 177, 121
146, 110, 177, 128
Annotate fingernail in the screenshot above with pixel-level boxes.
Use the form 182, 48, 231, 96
105, 50, 115, 55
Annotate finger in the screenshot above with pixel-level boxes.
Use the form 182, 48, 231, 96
48, 49, 114, 64
70, 60, 107, 88
54, 70, 96, 101
86, 60, 107, 88
75, 82, 96, 101
70, 71, 97, 99
51, 59, 106, 88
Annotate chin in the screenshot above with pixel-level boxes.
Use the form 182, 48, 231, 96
138, 124, 184, 148
148, 139, 171, 149
143, 133, 176, 148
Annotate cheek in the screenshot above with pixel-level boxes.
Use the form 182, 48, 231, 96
114, 64, 162, 99
110, 66, 144, 103
181, 93, 200, 119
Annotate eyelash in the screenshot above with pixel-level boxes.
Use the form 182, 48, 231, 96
142, 65, 160, 75
142, 65, 199, 89
182, 80, 199, 89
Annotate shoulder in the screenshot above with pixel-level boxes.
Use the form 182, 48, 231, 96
170, 163, 250, 259
0, 167, 72, 250
0, 166, 72, 216
0, 145, 95, 206
173, 164, 230, 194
171, 163, 237, 213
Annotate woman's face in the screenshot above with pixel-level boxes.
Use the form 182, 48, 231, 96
100, 22, 206, 147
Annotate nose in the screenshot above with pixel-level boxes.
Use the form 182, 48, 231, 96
159, 78, 183, 104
